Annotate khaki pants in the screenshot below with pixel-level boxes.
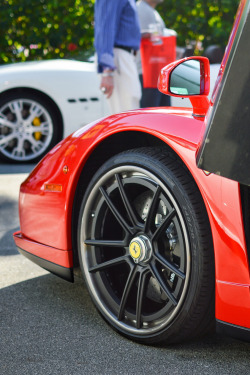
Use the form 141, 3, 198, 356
107, 48, 141, 114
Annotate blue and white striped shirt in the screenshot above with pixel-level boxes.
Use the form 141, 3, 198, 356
94, 0, 141, 72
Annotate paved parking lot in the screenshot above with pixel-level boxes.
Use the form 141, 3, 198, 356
1, 163, 250, 375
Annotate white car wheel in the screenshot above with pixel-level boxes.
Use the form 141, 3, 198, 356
0, 92, 60, 163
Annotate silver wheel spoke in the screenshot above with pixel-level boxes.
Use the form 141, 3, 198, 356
30, 121, 52, 136
11, 147, 25, 158
0, 98, 54, 161
0, 133, 16, 147
10, 101, 23, 123
26, 104, 43, 123
0, 115, 16, 129
30, 140, 44, 154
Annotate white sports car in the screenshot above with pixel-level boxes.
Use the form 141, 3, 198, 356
0, 59, 109, 163
0, 58, 219, 163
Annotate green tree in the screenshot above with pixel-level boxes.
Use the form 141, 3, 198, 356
157, 0, 239, 53
0, 0, 95, 64
0, 0, 240, 64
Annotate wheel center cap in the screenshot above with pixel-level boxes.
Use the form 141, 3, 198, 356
129, 235, 152, 264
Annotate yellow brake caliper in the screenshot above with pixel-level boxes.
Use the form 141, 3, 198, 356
33, 117, 42, 140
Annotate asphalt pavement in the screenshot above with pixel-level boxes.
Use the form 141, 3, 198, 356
1, 162, 250, 375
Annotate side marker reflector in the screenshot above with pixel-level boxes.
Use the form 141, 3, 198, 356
44, 184, 63, 192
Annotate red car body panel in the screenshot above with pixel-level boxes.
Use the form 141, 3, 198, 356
14, 106, 250, 330
13, 0, 250, 339
18, 108, 204, 252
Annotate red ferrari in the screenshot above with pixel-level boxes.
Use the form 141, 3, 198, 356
14, 0, 250, 344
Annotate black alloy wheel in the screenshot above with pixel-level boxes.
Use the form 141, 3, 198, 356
78, 148, 214, 344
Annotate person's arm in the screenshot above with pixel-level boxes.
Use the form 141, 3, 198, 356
100, 69, 114, 98
95, 0, 124, 97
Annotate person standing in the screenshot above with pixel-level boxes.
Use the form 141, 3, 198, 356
94, 0, 142, 114
136, 0, 170, 107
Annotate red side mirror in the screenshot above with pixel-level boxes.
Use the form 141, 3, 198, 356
158, 56, 210, 116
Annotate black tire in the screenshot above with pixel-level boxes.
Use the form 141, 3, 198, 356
0, 91, 61, 163
78, 148, 214, 344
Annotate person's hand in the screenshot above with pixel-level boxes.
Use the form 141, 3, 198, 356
100, 70, 114, 98
141, 32, 151, 39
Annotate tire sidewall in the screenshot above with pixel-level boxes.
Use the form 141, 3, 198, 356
78, 148, 213, 343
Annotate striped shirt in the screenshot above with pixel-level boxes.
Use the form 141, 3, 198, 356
94, 0, 141, 72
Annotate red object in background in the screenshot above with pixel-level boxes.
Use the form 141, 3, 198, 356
140, 36, 176, 88
68, 43, 77, 51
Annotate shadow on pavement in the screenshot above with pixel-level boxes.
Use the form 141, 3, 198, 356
0, 196, 19, 231
1, 273, 250, 375
0, 163, 36, 175
0, 227, 19, 256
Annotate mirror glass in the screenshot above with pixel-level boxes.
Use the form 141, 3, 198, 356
170, 60, 201, 95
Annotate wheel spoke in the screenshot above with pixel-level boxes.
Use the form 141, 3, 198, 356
118, 265, 137, 321
11, 147, 25, 158
136, 269, 149, 329
144, 185, 161, 233
16, 136, 25, 152
30, 140, 45, 154
115, 173, 139, 227
10, 101, 23, 123
89, 255, 129, 273
149, 263, 177, 306
99, 186, 134, 235
151, 208, 176, 241
85, 239, 128, 247
26, 103, 43, 123
0, 115, 16, 129
30, 122, 52, 136
155, 253, 185, 280
0, 133, 16, 147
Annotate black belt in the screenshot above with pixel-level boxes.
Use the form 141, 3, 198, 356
114, 45, 137, 56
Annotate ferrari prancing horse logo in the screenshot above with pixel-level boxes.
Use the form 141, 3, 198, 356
129, 241, 141, 259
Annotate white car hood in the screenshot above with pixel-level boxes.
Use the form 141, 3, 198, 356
0, 59, 96, 75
